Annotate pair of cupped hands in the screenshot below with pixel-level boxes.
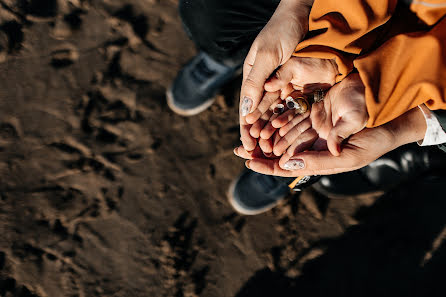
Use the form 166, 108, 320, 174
233, 0, 425, 177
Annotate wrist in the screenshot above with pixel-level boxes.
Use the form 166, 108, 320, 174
277, 0, 313, 23
385, 107, 427, 147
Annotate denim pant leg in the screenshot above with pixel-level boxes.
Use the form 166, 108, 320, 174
178, 0, 280, 66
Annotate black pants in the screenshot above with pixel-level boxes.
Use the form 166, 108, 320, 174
179, 0, 280, 66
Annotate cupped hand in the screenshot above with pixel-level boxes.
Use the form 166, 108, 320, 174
244, 106, 427, 177
240, 0, 313, 149
245, 56, 338, 127
269, 73, 369, 157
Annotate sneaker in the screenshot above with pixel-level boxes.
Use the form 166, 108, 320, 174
166, 51, 239, 116
312, 143, 446, 198
228, 170, 320, 215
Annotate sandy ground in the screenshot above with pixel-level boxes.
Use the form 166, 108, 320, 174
1, 1, 446, 296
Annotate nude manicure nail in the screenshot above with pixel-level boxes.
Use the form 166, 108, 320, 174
241, 97, 253, 116
283, 159, 305, 170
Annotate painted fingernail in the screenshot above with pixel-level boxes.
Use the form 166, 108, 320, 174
241, 97, 253, 116
245, 160, 251, 169
283, 159, 305, 170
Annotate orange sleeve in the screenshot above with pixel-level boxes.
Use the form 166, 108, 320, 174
293, 0, 398, 82
410, 0, 446, 25
354, 16, 446, 127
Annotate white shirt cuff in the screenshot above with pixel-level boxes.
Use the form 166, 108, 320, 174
417, 105, 446, 146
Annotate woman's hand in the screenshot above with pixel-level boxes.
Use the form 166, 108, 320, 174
240, 0, 313, 150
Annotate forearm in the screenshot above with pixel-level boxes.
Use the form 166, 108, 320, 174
274, 0, 314, 36
386, 107, 427, 148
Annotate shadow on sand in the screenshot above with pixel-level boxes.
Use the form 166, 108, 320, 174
236, 175, 446, 297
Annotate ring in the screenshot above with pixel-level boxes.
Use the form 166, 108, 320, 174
313, 89, 325, 103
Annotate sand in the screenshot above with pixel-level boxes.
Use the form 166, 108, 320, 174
1, 1, 446, 296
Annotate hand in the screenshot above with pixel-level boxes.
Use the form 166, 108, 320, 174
269, 73, 369, 157
244, 56, 338, 128
243, 107, 427, 177
264, 56, 339, 98
240, 0, 313, 151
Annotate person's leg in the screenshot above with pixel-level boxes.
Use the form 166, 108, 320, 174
167, 0, 280, 116
179, 0, 281, 66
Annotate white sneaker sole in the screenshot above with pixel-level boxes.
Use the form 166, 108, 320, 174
227, 172, 287, 216
166, 86, 216, 117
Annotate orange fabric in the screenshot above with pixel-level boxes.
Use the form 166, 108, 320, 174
293, 0, 446, 127
355, 16, 446, 126
411, 0, 446, 25
293, 0, 398, 80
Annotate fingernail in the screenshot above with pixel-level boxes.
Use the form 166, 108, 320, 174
263, 152, 273, 158
245, 160, 251, 169
233, 148, 238, 155
283, 159, 305, 170
241, 97, 253, 116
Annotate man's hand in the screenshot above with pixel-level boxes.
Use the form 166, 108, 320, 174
240, 0, 313, 150
243, 107, 427, 177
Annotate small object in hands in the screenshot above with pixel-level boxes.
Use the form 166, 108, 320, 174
285, 96, 309, 114
312, 89, 325, 103
273, 103, 285, 114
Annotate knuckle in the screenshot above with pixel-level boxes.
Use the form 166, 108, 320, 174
243, 77, 260, 89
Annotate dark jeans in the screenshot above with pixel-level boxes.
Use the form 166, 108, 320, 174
179, 0, 281, 66
178, 0, 299, 186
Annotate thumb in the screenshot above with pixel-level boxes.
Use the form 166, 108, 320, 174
327, 114, 364, 156
241, 52, 280, 116
264, 64, 293, 93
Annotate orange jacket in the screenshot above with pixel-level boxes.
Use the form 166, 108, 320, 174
293, 0, 446, 127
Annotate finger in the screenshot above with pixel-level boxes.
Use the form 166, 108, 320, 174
273, 118, 312, 156
273, 109, 309, 129
250, 119, 267, 139
259, 113, 279, 139
259, 137, 273, 154
279, 128, 318, 165
246, 158, 300, 177
327, 113, 366, 156
246, 92, 280, 125
241, 124, 257, 151
249, 109, 273, 138
248, 149, 361, 177
260, 121, 277, 140
271, 109, 295, 128
278, 110, 310, 136
241, 51, 280, 115
264, 62, 294, 93
234, 145, 265, 160
280, 83, 296, 100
